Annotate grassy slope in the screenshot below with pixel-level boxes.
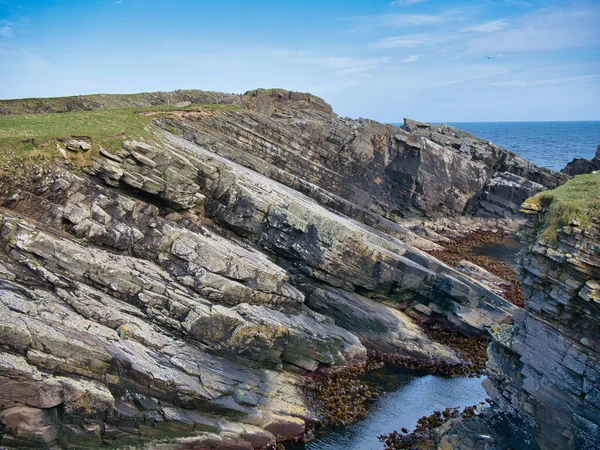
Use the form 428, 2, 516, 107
0, 104, 240, 171
0, 90, 241, 115
525, 171, 600, 238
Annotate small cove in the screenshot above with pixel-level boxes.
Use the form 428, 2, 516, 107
287, 367, 487, 450
289, 236, 521, 449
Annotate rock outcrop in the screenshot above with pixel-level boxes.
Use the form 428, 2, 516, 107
0, 88, 571, 448
562, 145, 600, 176
482, 213, 600, 450
436, 198, 600, 450
402, 120, 569, 218
150, 90, 566, 227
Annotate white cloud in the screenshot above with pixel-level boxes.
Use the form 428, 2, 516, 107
375, 34, 430, 48
488, 74, 600, 87
503, 0, 531, 6
0, 20, 12, 38
462, 20, 508, 33
337, 65, 377, 76
295, 56, 390, 69
382, 13, 447, 26
390, 0, 429, 5
402, 54, 424, 63
287, 55, 390, 77
373, 4, 599, 58
463, 5, 600, 54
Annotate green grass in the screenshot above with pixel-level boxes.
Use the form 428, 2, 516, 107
525, 171, 600, 239
0, 103, 241, 171
0, 90, 242, 115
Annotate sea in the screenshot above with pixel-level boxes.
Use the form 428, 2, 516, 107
398, 121, 600, 172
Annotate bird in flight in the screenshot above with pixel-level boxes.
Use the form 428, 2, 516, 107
484, 56, 496, 59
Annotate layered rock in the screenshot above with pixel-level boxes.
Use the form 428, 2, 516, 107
402, 120, 569, 218
0, 138, 491, 448
482, 215, 600, 450
95, 131, 517, 335
116, 89, 567, 232
0, 207, 357, 448
0, 88, 568, 449
437, 208, 600, 449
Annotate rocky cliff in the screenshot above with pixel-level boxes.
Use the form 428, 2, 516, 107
484, 198, 599, 449
0, 89, 568, 449
437, 175, 600, 450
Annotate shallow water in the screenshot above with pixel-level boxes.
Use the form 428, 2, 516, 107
287, 367, 487, 450
469, 236, 524, 265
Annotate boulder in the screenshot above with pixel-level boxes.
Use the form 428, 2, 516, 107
0, 406, 58, 445
562, 144, 600, 176
65, 139, 91, 152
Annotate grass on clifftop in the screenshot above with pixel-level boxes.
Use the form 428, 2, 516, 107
0, 104, 240, 172
526, 171, 600, 239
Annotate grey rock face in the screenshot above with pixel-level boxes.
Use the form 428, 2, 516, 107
164, 132, 516, 334
161, 100, 566, 230
0, 89, 555, 448
0, 137, 514, 448
0, 245, 314, 448
307, 286, 459, 363
402, 120, 569, 219
483, 217, 600, 449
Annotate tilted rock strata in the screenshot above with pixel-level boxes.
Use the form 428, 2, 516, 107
306, 286, 460, 362
439, 216, 600, 449
0, 130, 516, 447
402, 119, 569, 218
0, 141, 494, 448
93, 131, 516, 335
483, 217, 600, 450
0, 266, 311, 449
0, 88, 561, 448
152, 92, 566, 228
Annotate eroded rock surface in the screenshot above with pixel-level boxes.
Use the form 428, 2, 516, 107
484, 216, 600, 450
0, 89, 566, 449
438, 213, 600, 450
161, 94, 566, 227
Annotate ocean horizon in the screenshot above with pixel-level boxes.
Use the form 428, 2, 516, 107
392, 120, 600, 172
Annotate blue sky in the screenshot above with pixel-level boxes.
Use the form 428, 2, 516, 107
0, 0, 599, 122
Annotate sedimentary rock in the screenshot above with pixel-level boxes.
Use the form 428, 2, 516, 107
306, 286, 459, 362
483, 215, 600, 450
0, 88, 568, 448
402, 119, 569, 218
438, 208, 600, 449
